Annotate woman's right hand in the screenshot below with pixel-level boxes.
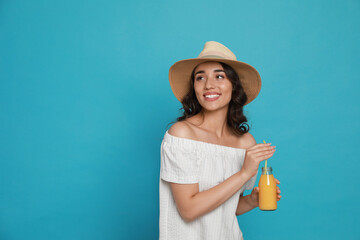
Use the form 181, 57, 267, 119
241, 143, 276, 179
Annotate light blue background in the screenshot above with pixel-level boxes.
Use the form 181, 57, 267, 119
1, 0, 359, 239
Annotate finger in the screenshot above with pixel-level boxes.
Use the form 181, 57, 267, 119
276, 187, 280, 194
249, 145, 276, 154
252, 143, 272, 148
259, 154, 275, 163
275, 178, 280, 184
253, 149, 276, 159
255, 152, 276, 162
248, 143, 274, 151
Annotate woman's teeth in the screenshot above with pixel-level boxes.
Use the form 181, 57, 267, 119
205, 95, 220, 98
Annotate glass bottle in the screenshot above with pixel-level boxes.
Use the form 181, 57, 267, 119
259, 166, 277, 211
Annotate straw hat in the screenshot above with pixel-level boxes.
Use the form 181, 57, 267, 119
168, 41, 261, 105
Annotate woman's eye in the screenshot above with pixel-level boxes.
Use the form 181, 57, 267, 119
216, 75, 225, 79
196, 76, 204, 81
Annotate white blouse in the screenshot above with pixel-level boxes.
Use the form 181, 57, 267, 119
159, 130, 257, 240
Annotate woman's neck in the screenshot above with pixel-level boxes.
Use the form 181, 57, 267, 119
198, 107, 230, 138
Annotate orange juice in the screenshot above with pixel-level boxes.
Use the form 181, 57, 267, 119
259, 167, 277, 211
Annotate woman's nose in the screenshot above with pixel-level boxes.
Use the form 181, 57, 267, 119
205, 78, 215, 89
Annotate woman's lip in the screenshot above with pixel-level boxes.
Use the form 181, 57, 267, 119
204, 95, 220, 101
203, 92, 221, 96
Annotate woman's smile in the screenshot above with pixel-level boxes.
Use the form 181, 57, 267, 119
203, 92, 221, 101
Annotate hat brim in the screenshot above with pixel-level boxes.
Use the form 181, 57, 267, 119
169, 57, 261, 106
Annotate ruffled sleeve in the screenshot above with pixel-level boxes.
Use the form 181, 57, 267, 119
160, 138, 201, 184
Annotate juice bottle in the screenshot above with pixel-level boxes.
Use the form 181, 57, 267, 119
259, 166, 277, 211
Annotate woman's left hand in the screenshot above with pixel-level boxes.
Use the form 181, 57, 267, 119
250, 178, 282, 207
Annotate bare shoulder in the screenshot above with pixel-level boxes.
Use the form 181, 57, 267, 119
168, 121, 196, 139
238, 132, 257, 149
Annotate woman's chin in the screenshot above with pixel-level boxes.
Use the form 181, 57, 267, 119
200, 104, 228, 112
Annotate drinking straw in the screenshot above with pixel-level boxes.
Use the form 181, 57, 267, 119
263, 140, 268, 172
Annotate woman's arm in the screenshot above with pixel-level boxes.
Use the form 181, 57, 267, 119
170, 169, 252, 222
235, 132, 259, 216
171, 141, 275, 222
168, 125, 275, 222
235, 193, 258, 216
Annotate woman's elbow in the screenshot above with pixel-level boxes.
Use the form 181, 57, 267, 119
179, 208, 198, 222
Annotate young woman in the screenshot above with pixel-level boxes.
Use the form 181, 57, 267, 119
159, 41, 281, 240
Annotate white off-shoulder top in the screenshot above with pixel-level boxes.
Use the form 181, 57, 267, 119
159, 130, 257, 240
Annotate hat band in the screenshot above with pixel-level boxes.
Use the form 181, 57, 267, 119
200, 55, 226, 59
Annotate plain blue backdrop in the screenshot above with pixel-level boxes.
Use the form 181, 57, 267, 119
1, 0, 359, 239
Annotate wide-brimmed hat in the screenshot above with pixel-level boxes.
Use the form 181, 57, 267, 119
168, 41, 261, 105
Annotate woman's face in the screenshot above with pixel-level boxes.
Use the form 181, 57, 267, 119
193, 62, 233, 112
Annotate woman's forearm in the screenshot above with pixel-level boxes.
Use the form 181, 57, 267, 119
235, 194, 258, 216
185, 170, 251, 222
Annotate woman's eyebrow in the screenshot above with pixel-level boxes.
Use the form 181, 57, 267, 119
195, 69, 224, 75
194, 70, 205, 75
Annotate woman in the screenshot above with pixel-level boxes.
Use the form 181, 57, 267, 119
159, 41, 281, 240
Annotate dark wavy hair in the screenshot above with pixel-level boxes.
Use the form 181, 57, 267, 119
167, 61, 250, 136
